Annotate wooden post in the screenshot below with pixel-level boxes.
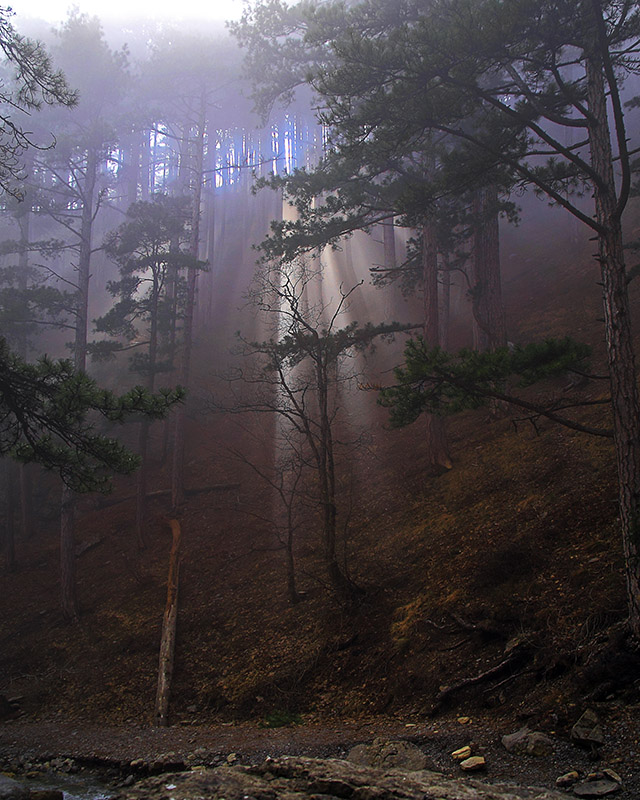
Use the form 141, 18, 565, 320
154, 519, 182, 727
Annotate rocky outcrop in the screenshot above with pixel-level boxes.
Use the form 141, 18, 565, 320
117, 755, 567, 800
571, 710, 604, 748
0, 775, 29, 800
502, 728, 555, 757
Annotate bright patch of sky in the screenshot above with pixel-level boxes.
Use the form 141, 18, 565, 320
13, 0, 245, 26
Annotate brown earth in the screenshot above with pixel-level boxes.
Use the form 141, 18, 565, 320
2, 212, 640, 797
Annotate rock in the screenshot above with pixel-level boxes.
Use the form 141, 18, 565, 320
502, 727, 554, 757
556, 772, 580, 787
459, 756, 486, 771
602, 770, 622, 784
457, 716, 471, 724
149, 753, 185, 774
347, 739, 430, 771
572, 780, 621, 797
30, 791, 64, 800
115, 755, 569, 800
0, 776, 29, 800
451, 746, 472, 761
571, 710, 604, 747
0, 696, 15, 721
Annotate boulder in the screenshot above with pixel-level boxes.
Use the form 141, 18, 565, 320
572, 779, 621, 797
0, 696, 14, 721
149, 753, 185, 774
571, 710, 604, 747
0, 776, 29, 800
347, 739, 430, 771
115, 755, 569, 800
30, 791, 64, 800
502, 728, 554, 757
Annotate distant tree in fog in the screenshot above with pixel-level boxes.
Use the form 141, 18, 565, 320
93, 194, 201, 550
224, 259, 407, 604
0, 10, 182, 609
0, 7, 76, 197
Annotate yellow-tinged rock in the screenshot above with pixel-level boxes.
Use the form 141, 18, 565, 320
460, 756, 486, 771
451, 746, 472, 761
457, 716, 471, 724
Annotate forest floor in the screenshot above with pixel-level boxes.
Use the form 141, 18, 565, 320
1, 707, 640, 798
2, 217, 640, 797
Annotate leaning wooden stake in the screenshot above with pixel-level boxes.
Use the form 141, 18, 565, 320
154, 518, 182, 727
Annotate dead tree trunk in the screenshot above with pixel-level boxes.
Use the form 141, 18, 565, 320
154, 518, 182, 727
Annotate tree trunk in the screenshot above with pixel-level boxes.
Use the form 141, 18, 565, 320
154, 518, 182, 727
136, 281, 160, 551
60, 145, 98, 622
422, 221, 452, 469
140, 129, 150, 200
171, 96, 206, 509
440, 252, 451, 351
383, 218, 396, 270
471, 186, 506, 352
4, 462, 16, 573
586, 51, 640, 637
17, 209, 32, 540
60, 486, 78, 621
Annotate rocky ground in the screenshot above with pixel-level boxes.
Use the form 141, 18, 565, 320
1, 704, 639, 800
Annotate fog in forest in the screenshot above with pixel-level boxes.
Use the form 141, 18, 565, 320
2, 7, 640, 789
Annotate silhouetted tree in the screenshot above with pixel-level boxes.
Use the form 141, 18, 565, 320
93, 195, 198, 549
225, 259, 406, 602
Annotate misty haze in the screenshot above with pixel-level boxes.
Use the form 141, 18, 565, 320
1, 3, 640, 800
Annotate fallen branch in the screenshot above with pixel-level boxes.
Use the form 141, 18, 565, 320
434, 642, 532, 708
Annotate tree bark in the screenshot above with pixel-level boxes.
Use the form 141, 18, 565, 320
136, 277, 160, 551
171, 94, 206, 509
60, 145, 98, 622
154, 518, 182, 727
586, 50, 640, 637
17, 208, 32, 540
60, 486, 78, 621
422, 221, 452, 469
471, 186, 506, 352
4, 462, 16, 573
383, 218, 396, 270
